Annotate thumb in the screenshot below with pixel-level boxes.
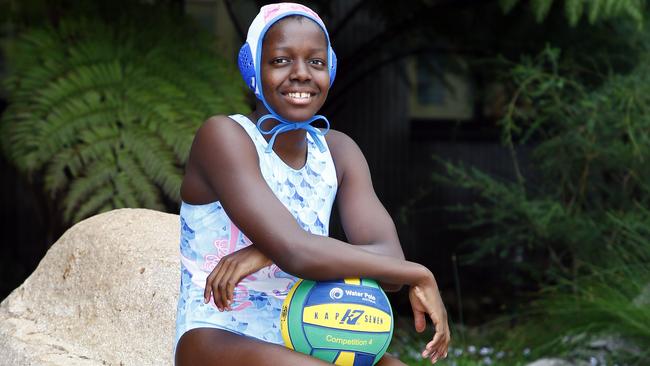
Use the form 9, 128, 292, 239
412, 306, 426, 333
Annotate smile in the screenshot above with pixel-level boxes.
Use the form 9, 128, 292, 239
282, 91, 315, 105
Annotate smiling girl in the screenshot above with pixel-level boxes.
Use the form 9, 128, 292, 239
174, 3, 450, 365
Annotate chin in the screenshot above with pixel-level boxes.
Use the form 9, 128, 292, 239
282, 110, 320, 122
268, 102, 323, 122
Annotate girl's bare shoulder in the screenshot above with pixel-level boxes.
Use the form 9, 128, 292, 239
325, 129, 367, 184
188, 115, 258, 172
195, 115, 249, 144
325, 129, 358, 155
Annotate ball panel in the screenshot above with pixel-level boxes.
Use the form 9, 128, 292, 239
343, 278, 361, 285
281, 279, 315, 351
372, 328, 393, 366
311, 349, 339, 363
303, 324, 390, 355
352, 352, 376, 366
303, 282, 391, 311
302, 303, 392, 332
334, 351, 356, 365
360, 278, 380, 289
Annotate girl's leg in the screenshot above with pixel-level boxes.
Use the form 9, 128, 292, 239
376, 353, 407, 366
175, 328, 331, 366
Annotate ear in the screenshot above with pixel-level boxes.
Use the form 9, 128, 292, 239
238, 43, 256, 93
329, 48, 337, 86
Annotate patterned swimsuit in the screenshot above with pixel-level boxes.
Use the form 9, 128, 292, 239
175, 114, 338, 350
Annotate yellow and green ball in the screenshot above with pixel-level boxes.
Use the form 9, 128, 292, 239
281, 278, 394, 366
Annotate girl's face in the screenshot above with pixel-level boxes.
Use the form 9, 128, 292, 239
260, 17, 330, 121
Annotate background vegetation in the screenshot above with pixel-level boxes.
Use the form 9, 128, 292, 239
1, 0, 648, 365
1, 1, 248, 226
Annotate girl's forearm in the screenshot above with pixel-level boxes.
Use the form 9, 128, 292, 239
352, 241, 406, 291
273, 233, 431, 288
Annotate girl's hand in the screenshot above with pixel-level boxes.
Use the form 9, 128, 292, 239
204, 245, 272, 311
409, 273, 450, 364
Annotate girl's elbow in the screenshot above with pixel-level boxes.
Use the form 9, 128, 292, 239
259, 232, 307, 272
275, 246, 321, 278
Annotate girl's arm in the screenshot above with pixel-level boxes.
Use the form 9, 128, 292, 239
327, 130, 405, 291
194, 117, 416, 284
207, 129, 406, 306
192, 116, 449, 362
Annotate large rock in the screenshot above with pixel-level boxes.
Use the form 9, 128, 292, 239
0, 209, 180, 365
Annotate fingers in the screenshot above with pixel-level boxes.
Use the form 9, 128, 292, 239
219, 262, 240, 311
423, 318, 450, 364
225, 266, 240, 308
204, 263, 219, 305
422, 331, 448, 363
412, 308, 426, 333
211, 258, 232, 310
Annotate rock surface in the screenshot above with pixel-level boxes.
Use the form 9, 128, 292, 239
0, 209, 180, 365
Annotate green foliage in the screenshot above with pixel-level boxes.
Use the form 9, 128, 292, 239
389, 325, 531, 365
1, 10, 249, 224
432, 37, 650, 361
437, 44, 650, 274
499, 0, 645, 26
502, 211, 650, 362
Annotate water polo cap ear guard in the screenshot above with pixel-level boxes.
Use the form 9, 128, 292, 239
237, 3, 336, 153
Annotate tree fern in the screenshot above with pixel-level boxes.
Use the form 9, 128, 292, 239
500, 0, 645, 26
1, 12, 249, 224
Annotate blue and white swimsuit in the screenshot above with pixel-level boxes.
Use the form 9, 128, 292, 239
175, 114, 338, 350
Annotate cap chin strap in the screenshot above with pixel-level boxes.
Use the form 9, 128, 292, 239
256, 113, 330, 154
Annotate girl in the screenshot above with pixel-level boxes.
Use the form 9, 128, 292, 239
175, 3, 450, 365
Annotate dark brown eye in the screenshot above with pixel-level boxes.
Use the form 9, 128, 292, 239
309, 59, 326, 67
271, 57, 291, 64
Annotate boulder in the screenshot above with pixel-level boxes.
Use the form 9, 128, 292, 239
0, 209, 180, 365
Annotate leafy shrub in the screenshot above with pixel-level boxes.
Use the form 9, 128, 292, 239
437, 44, 650, 276
499, 0, 645, 26
433, 43, 650, 362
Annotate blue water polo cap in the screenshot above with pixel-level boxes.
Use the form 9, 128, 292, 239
238, 2, 337, 153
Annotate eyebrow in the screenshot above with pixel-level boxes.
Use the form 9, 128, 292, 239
272, 46, 327, 53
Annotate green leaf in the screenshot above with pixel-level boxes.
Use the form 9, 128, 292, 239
564, 0, 585, 26
531, 0, 555, 23
499, 0, 520, 13
588, 0, 603, 23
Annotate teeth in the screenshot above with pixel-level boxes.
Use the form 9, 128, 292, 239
288, 92, 311, 99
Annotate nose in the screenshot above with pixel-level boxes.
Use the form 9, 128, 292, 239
289, 59, 311, 82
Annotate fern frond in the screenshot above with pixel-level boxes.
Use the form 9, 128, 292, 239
115, 150, 163, 209
122, 128, 182, 202
71, 185, 115, 223
63, 159, 116, 222
1, 14, 249, 224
